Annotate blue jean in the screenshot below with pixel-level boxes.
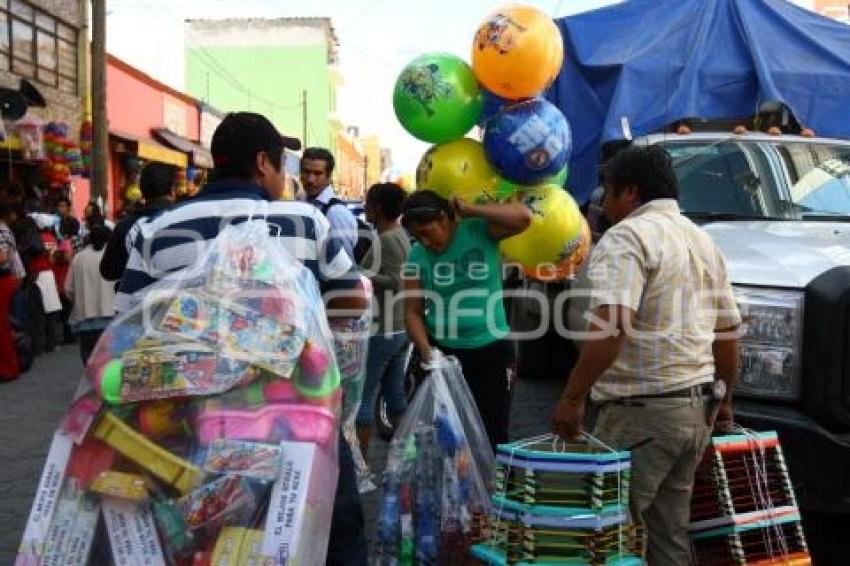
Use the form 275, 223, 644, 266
356, 332, 409, 426
326, 432, 368, 565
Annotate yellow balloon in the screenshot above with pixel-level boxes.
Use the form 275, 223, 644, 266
521, 216, 591, 281
124, 184, 142, 203
472, 5, 564, 99
416, 138, 519, 203
500, 184, 583, 268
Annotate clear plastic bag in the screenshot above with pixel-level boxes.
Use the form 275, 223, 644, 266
376, 355, 495, 565
329, 277, 376, 492
17, 221, 341, 566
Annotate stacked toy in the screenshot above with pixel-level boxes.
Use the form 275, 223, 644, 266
472, 435, 642, 565
17, 221, 342, 565
376, 356, 494, 565
689, 431, 811, 565
393, 5, 587, 282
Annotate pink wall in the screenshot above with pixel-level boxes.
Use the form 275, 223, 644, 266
106, 57, 200, 140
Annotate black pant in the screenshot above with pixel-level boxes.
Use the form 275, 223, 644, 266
78, 328, 105, 365
326, 432, 368, 565
439, 339, 516, 450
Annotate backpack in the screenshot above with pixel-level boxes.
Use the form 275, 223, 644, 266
316, 198, 374, 264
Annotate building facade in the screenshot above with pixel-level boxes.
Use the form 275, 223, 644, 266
0, 0, 87, 214
184, 17, 339, 151
106, 55, 213, 216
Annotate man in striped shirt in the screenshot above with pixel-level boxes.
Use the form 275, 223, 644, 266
117, 112, 368, 564
552, 145, 741, 565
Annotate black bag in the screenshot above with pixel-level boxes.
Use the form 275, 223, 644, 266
316, 198, 374, 264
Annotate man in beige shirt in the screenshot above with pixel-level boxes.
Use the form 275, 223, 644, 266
552, 145, 742, 565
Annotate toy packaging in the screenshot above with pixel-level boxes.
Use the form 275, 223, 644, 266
16, 222, 342, 566
472, 434, 642, 566
376, 355, 495, 565
689, 430, 811, 565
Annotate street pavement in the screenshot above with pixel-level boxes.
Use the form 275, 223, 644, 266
0, 344, 565, 563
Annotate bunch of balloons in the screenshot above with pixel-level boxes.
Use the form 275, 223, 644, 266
41, 122, 76, 189
393, 5, 586, 280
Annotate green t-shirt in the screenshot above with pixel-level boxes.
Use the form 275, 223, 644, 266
405, 218, 509, 349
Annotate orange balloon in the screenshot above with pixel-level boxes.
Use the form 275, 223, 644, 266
472, 6, 564, 99
521, 216, 591, 282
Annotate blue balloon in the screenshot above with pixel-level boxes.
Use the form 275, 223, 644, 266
477, 89, 510, 127
483, 99, 572, 185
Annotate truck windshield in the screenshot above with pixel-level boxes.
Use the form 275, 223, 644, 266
774, 141, 850, 218
662, 140, 787, 219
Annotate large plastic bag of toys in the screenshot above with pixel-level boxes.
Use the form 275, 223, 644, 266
376, 354, 495, 565
16, 221, 342, 566
328, 278, 375, 492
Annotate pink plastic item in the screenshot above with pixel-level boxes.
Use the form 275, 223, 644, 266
194, 404, 336, 446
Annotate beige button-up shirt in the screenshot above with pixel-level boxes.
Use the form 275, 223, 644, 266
587, 199, 741, 401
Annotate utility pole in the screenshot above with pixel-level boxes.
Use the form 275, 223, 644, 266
90, 0, 108, 204
301, 89, 307, 147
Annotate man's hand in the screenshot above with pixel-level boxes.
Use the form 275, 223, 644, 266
552, 395, 586, 440
713, 400, 734, 433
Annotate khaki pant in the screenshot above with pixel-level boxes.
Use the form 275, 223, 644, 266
594, 394, 712, 566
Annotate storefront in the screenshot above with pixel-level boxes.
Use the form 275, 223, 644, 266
106, 55, 216, 217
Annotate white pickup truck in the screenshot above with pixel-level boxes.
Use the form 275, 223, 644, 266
554, 131, 850, 519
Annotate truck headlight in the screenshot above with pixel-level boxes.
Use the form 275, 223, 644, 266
733, 287, 804, 401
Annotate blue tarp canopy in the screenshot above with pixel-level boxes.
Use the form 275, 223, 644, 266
548, 0, 850, 204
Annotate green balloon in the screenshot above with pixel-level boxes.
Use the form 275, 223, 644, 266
393, 53, 483, 143
493, 165, 569, 200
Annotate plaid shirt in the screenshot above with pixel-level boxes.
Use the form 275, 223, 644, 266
586, 199, 741, 401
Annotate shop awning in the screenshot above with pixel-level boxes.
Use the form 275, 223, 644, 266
110, 130, 188, 168
152, 128, 214, 169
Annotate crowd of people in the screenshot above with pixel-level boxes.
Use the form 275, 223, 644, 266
1, 110, 740, 564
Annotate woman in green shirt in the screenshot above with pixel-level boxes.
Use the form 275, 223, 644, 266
402, 190, 531, 448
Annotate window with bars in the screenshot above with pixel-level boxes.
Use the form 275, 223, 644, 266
1, 0, 79, 94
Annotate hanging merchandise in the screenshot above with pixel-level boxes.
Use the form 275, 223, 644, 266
15, 117, 45, 161
472, 434, 643, 565
689, 429, 811, 565
175, 168, 188, 198
16, 221, 342, 565
41, 122, 73, 188
80, 120, 93, 178
329, 276, 375, 492
376, 355, 494, 565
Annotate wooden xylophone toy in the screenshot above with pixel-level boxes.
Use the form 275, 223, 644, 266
472, 435, 642, 565
689, 431, 811, 566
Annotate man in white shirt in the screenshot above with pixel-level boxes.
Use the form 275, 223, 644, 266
301, 147, 359, 259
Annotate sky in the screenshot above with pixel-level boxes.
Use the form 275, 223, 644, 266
105, 0, 619, 171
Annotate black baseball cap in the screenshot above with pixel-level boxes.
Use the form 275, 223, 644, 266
211, 112, 301, 172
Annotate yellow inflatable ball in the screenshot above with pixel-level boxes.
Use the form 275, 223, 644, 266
500, 184, 583, 271
472, 5, 564, 99
521, 216, 591, 281
416, 138, 514, 204
124, 184, 142, 203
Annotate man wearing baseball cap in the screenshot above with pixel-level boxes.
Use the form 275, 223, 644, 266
118, 112, 369, 564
